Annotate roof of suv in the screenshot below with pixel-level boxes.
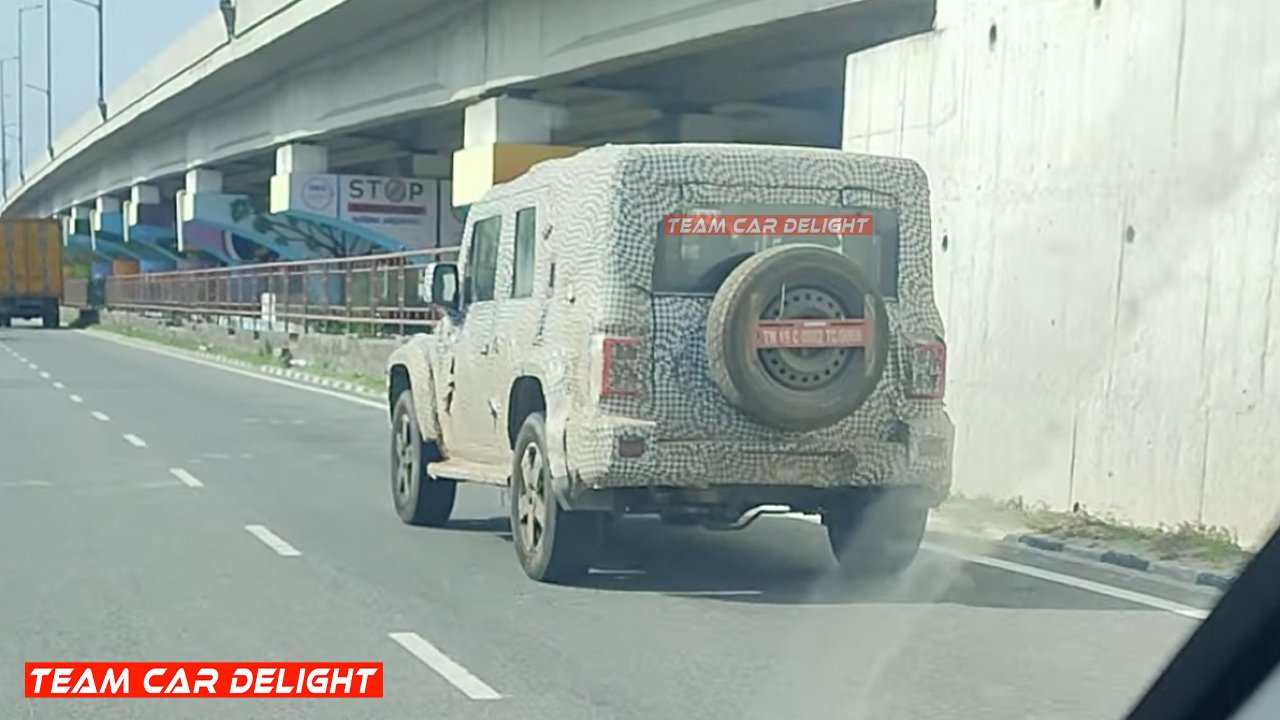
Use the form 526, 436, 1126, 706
479, 143, 929, 204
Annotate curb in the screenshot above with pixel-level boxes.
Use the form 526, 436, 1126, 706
1008, 533, 1235, 591
98, 329, 384, 401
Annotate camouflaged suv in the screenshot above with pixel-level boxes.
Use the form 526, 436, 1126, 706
387, 143, 954, 583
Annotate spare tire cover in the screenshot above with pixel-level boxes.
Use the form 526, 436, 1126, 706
705, 244, 889, 433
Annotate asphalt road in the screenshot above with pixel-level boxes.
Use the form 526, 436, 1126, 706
0, 324, 1212, 720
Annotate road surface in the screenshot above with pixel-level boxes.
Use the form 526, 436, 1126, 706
0, 325, 1210, 720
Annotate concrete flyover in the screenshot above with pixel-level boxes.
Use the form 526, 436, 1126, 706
0, 0, 934, 260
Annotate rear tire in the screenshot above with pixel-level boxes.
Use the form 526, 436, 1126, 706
42, 306, 59, 329
511, 412, 602, 583
824, 489, 928, 578
390, 389, 456, 527
0, 314, 10, 328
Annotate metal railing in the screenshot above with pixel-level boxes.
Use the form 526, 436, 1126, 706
64, 248, 459, 333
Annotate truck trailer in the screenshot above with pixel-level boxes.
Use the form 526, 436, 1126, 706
0, 219, 63, 328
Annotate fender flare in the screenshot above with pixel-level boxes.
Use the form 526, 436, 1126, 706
386, 336, 443, 446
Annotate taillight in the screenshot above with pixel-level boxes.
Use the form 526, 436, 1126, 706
903, 337, 946, 399
601, 337, 644, 397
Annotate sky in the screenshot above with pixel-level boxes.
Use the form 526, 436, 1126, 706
1, 0, 212, 174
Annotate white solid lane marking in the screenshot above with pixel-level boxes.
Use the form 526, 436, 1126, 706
245, 525, 302, 557
784, 513, 1208, 619
388, 632, 502, 700
90, 410, 110, 421
921, 543, 1211, 620
52, 381, 65, 389
123, 433, 148, 448
169, 468, 204, 488
69, 394, 83, 403
80, 330, 385, 410
38, 371, 50, 379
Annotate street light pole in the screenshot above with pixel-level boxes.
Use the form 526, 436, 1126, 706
68, 0, 106, 120
16, 3, 43, 181
45, 0, 52, 156
0, 56, 14, 196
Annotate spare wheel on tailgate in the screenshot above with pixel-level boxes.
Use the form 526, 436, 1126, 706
705, 244, 889, 432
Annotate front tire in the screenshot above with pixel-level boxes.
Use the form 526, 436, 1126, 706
390, 389, 456, 527
511, 412, 602, 583
824, 489, 928, 578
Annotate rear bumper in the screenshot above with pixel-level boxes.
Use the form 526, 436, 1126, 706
564, 410, 954, 499
0, 296, 57, 317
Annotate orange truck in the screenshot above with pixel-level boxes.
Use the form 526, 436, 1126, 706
0, 219, 63, 328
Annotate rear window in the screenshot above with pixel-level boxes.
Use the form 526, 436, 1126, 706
653, 203, 900, 297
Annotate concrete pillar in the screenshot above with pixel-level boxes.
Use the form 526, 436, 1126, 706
122, 201, 135, 241
453, 96, 579, 207
463, 96, 562, 147
92, 196, 121, 234
70, 206, 93, 247
70, 206, 91, 229
175, 189, 190, 251
276, 143, 329, 174
186, 168, 223, 194
131, 184, 160, 206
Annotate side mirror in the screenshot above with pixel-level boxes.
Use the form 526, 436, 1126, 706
428, 263, 460, 311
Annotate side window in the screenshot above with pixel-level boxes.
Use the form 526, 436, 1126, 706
511, 207, 537, 299
465, 215, 501, 303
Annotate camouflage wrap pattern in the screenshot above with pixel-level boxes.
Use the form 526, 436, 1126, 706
388, 144, 953, 498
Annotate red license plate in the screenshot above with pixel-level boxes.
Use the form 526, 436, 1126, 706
753, 321, 869, 349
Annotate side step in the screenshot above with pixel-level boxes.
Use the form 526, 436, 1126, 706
426, 458, 509, 486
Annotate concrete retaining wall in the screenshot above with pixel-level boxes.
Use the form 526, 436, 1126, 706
844, 0, 1280, 546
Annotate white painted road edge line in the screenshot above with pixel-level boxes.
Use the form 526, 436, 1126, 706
923, 543, 1211, 620
90, 410, 110, 422
123, 433, 148, 448
52, 381, 65, 389
785, 513, 1208, 619
244, 525, 302, 557
69, 394, 83, 403
169, 468, 204, 488
79, 330, 384, 410
388, 632, 502, 700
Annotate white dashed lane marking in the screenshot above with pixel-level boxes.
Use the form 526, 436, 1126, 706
244, 525, 302, 557
52, 381, 65, 389
38, 371, 49, 379
388, 632, 502, 701
69, 394, 83, 403
169, 468, 204, 488
90, 411, 110, 422
123, 434, 148, 448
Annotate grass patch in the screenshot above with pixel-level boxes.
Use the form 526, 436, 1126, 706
98, 321, 385, 395
938, 494, 1250, 569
